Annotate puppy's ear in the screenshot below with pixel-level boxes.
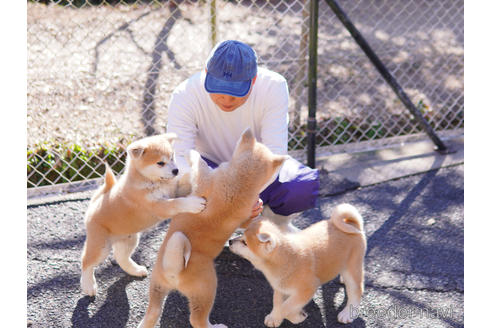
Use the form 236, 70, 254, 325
166, 133, 178, 145
128, 146, 145, 158
240, 128, 255, 146
257, 232, 277, 253
232, 128, 255, 158
273, 155, 289, 170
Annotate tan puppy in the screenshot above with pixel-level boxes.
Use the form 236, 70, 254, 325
80, 134, 206, 296
229, 203, 366, 326
138, 128, 288, 328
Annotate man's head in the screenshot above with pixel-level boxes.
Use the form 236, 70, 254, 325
205, 40, 257, 112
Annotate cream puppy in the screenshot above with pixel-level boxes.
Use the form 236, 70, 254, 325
138, 128, 288, 328
229, 203, 366, 326
80, 134, 206, 296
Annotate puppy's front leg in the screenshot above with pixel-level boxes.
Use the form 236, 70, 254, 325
264, 287, 314, 327
152, 195, 206, 218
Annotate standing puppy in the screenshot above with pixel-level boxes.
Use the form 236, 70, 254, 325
138, 128, 288, 328
230, 203, 366, 326
81, 134, 206, 296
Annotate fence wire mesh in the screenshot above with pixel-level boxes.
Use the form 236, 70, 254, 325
27, 0, 464, 192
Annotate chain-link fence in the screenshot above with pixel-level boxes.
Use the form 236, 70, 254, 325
27, 0, 464, 194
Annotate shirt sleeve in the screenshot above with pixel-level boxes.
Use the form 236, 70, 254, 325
166, 80, 198, 171
259, 75, 289, 156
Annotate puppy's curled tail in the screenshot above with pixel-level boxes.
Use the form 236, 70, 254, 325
162, 231, 192, 286
331, 203, 364, 235
102, 162, 116, 193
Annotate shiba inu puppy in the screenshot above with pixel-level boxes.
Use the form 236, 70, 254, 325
80, 133, 206, 296
230, 203, 366, 326
138, 128, 288, 328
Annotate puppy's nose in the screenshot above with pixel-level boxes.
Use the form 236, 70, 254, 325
172, 168, 179, 176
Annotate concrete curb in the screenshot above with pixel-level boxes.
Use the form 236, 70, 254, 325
317, 136, 463, 188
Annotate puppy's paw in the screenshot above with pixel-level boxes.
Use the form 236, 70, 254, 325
264, 313, 283, 327
80, 276, 97, 296
337, 305, 357, 324
287, 309, 308, 324
127, 265, 148, 277
182, 195, 206, 213
210, 324, 227, 328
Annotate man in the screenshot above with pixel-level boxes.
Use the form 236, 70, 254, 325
167, 40, 319, 232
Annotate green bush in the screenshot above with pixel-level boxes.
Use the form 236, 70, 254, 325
29, 0, 171, 8
27, 142, 127, 188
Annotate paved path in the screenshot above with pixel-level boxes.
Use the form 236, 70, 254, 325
27, 139, 464, 328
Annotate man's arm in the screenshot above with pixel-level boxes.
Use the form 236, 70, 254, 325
167, 80, 199, 171
260, 76, 289, 156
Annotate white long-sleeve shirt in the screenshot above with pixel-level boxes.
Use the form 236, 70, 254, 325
167, 67, 289, 170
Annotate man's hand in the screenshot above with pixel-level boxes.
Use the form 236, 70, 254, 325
250, 198, 263, 219
239, 199, 264, 229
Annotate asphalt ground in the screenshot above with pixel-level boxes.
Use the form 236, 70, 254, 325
27, 146, 464, 328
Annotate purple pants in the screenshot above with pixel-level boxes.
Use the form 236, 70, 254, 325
202, 156, 319, 216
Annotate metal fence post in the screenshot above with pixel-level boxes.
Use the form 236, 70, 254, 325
210, 0, 217, 46
324, 0, 449, 153
307, 0, 319, 168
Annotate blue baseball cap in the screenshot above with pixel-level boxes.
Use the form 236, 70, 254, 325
204, 40, 258, 97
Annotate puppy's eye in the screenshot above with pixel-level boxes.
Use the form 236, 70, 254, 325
157, 161, 166, 167
241, 239, 247, 246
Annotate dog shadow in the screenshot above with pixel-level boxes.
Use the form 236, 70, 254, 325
71, 274, 145, 328
158, 292, 191, 327
315, 279, 366, 328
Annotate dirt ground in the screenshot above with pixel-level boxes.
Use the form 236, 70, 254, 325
27, 0, 464, 149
